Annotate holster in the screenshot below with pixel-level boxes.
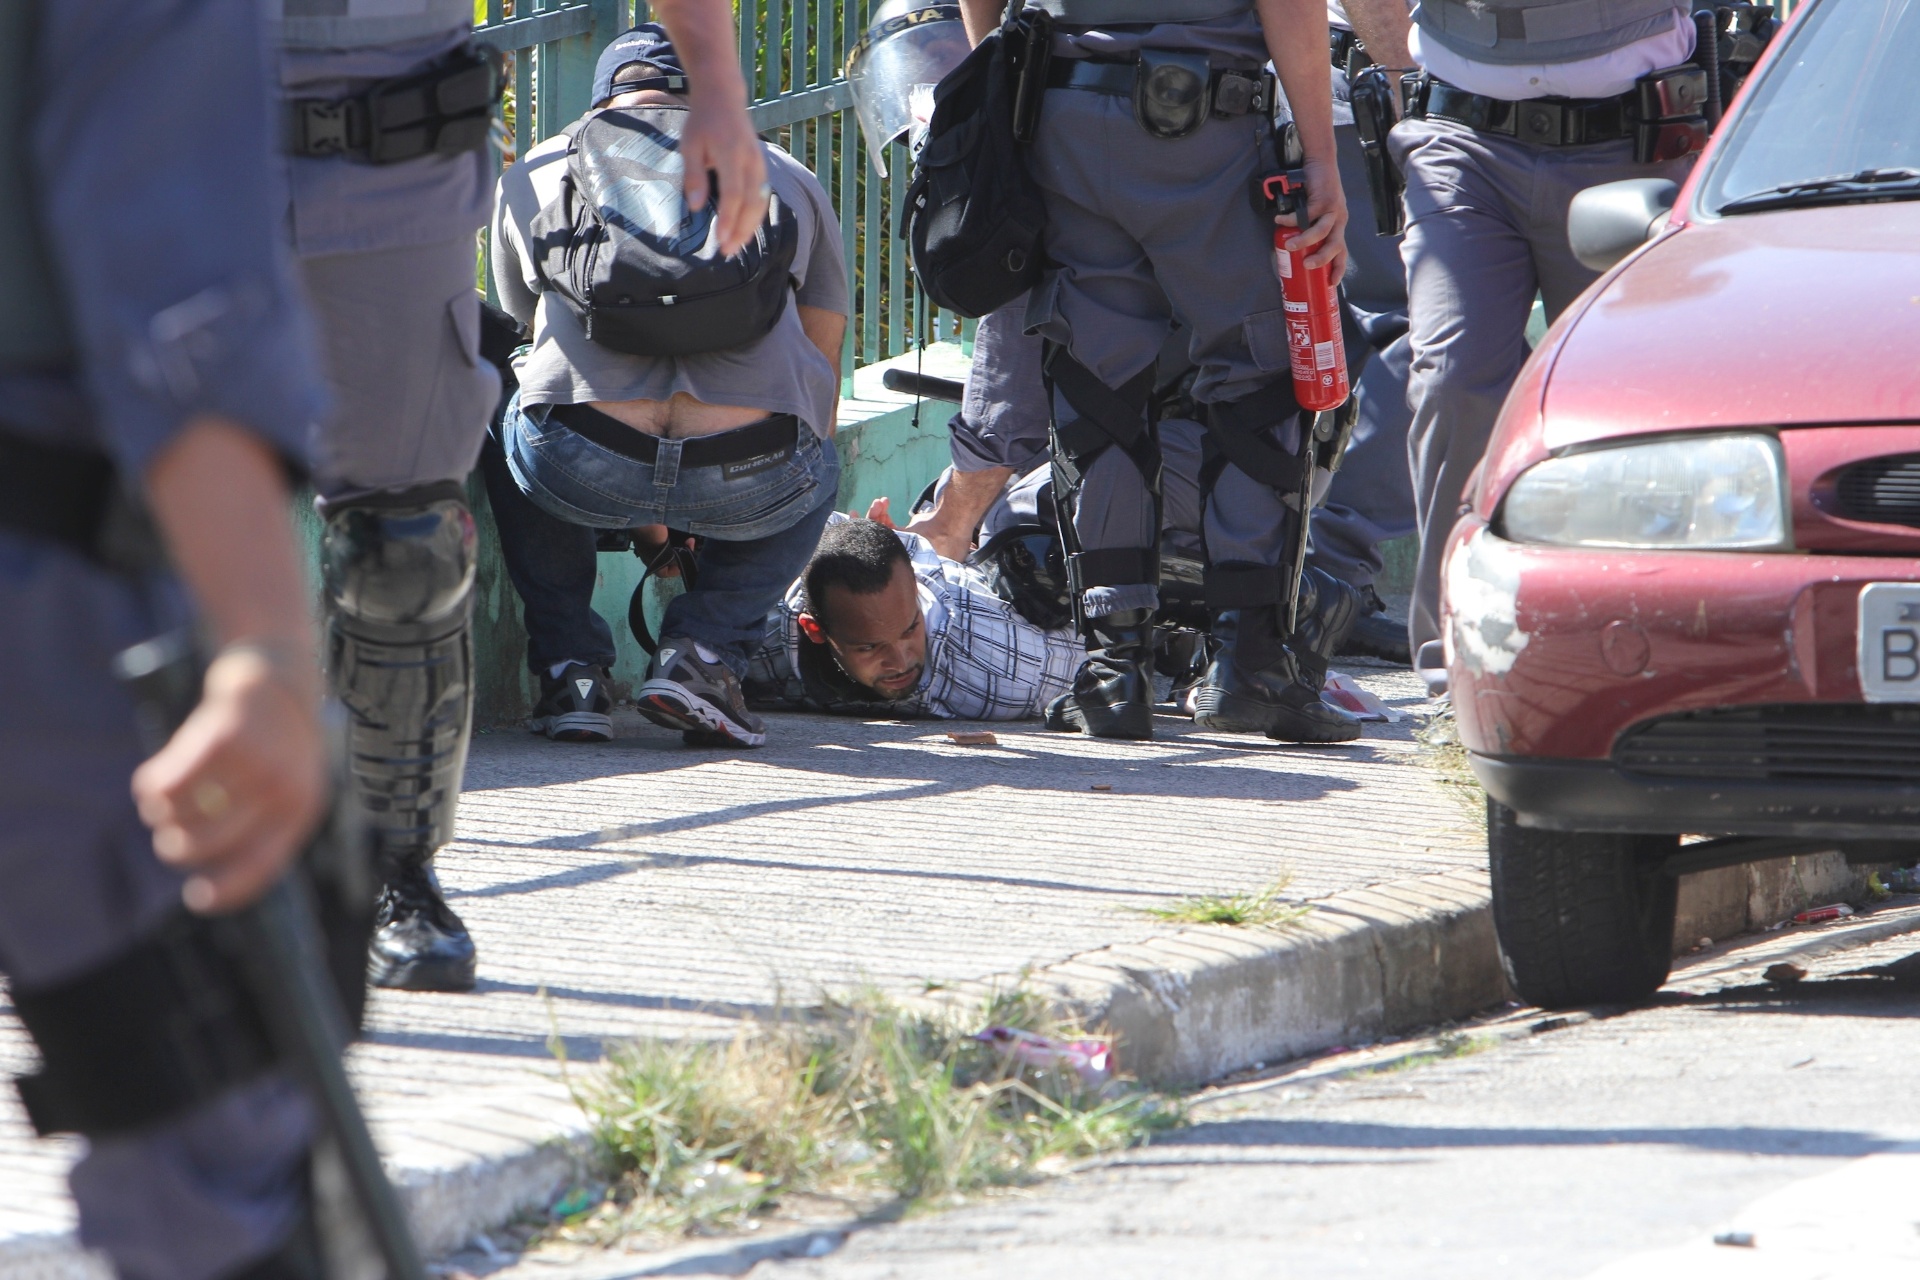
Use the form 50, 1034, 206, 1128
1629, 65, 1709, 164
1348, 64, 1406, 237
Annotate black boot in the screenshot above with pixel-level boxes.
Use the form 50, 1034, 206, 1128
1192, 604, 1361, 743
1337, 584, 1412, 665
368, 858, 476, 992
1045, 608, 1156, 739
1288, 567, 1364, 693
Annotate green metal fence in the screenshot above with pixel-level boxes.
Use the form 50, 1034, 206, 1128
474, 0, 962, 390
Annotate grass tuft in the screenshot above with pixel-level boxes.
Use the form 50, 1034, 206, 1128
553, 988, 1182, 1241
1416, 709, 1486, 824
1358, 1030, 1492, 1077
1142, 878, 1310, 930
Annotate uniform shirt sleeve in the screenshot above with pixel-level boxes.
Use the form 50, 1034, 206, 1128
30, 0, 326, 479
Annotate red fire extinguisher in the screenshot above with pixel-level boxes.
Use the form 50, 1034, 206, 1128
1261, 170, 1349, 413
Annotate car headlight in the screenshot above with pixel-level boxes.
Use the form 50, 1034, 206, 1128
1500, 433, 1789, 550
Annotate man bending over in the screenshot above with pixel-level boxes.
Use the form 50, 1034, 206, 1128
489, 23, 847, 747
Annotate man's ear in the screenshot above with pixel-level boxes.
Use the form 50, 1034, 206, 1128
797, 612, 828, 646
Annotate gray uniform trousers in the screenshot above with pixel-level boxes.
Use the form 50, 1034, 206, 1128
301, 238, 498, 501
1025, 85, 1299, 620
962, 96, 1414, 604
0, 546, 316, 1280
1396, 116, 1691, 672
1307, 104, 1415, 593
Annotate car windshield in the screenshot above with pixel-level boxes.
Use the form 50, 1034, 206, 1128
1698, 0, 1920, 216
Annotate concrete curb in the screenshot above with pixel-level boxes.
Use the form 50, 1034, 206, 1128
1, 856, 1902, 1275
925, 867, 1506, 1088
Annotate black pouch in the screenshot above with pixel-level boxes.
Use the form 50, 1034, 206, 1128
901, 6, 1050, 317
364, 40, 503, 162
1134, 49, 1210, 140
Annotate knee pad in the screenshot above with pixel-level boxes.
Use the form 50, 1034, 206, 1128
320, 482, 476, 869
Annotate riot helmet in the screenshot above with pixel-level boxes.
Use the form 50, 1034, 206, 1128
970, 524, 1073, 632
845, 0, 969, 175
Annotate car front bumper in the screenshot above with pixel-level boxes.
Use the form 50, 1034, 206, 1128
1444, 519, 1920, 834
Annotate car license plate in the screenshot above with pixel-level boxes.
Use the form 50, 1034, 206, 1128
1858, 583, 1920, 702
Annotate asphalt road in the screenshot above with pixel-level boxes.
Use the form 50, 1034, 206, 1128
469, 910, 1920, 1280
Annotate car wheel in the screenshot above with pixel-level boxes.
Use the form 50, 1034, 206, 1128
1487, 798, 1680, 1009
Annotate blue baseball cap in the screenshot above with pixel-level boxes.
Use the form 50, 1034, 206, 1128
592, 23, 689, 107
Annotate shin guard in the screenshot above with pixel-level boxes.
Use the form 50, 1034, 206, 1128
320, 482, 476, 875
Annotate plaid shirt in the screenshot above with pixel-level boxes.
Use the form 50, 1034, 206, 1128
745, 527, 1082, 720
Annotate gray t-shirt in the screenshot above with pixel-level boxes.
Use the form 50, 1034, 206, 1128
493, 125, 849, 438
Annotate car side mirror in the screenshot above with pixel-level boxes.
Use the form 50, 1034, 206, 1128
1567, 179, 1680, 273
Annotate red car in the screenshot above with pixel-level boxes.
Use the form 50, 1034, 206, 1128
1443, 0, 1920, 1008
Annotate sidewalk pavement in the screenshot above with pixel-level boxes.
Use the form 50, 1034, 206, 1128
3, 661, 1486, 1273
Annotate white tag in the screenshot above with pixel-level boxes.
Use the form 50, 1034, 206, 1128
575, 678, 595, 700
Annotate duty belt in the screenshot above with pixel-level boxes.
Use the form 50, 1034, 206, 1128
1410, 78, 1634, 146
1046, 57, 1274, 119
550, 404, 802, 470
285, 40, 502, 163
0, 431, 114, 556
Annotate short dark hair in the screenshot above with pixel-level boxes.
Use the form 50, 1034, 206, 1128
803, 519, 912, 630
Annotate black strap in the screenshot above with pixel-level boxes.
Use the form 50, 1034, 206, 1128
1044, 348, 1155, 462
12, 908, 278, 1138
1205, 561, 1284, 610
1071, 547, 1158, 588
0, 431, 114, 558
1046, 57, 1272, 117
551, 405, 801, 469
1419, 79, 1633, 146
1203, 394, 1307, 492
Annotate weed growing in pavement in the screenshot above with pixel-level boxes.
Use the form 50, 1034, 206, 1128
1415, 709, 1486, 825
550, 988, 1183, 1241
1143, 877, 1311, 930
1357, 1030, 1493, 1077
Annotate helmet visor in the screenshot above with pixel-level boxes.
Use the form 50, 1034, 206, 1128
846, 3, 969, 176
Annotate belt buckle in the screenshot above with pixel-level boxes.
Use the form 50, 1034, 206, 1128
1516, 100, 1566, 146
299, 100, 352, 155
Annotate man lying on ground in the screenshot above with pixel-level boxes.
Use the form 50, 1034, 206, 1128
744, 512, 1081, 719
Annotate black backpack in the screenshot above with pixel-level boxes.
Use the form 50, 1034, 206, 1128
529, 105, 799, 356
900, 8, 1050, 319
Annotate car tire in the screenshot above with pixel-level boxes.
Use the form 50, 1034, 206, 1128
1487, 798, 1680, 1009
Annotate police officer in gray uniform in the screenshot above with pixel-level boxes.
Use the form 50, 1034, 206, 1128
955, 0, 1362, 743
1386, 0, 1702, 691
276, 0, 503, 992
280, 0, 778, 989
1, 1, 336, 1274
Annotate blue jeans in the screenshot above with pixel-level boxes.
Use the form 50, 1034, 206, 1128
499, 391, 840, 672
479, 428, 619, 675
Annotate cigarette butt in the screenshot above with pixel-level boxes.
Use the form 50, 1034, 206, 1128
946, 731, 998, 746
1090, 783, 1112, 792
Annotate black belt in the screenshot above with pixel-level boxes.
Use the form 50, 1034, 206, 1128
550, 404, 801, 469
285, 41, 501, 163
0, 431, 117, 559
1413, 78, 1634, 146
1046, 57, 1273, 117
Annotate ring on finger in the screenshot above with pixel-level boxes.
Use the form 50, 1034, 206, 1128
192, 780, 232, 819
